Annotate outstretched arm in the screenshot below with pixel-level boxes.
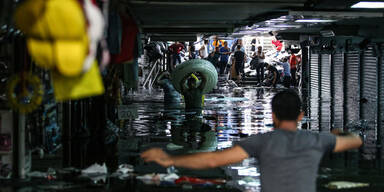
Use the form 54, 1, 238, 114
141, 145, 249, 169
332, 129, 363, 152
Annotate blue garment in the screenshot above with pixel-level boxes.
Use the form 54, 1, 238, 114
219, 47, 230, 63
281, 61, 291, 77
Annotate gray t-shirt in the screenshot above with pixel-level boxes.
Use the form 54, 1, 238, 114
236, 129, 336, 192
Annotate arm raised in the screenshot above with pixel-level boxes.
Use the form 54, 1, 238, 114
141, 145, 249, 169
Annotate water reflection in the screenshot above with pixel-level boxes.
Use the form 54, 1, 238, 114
117, 82, 277, 191
170, 120, 217, 153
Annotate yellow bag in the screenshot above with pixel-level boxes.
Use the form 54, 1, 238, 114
51, 61, 105, 101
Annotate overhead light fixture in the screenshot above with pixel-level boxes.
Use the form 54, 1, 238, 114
295, 19, 337, 23
351, 1, 384, 8
289, 10, 384, 18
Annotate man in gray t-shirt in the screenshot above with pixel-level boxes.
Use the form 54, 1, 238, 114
141, 90, 363, 192
236, 129, 335, 192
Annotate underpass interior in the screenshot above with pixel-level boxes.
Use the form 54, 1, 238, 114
0, 0, 384, 191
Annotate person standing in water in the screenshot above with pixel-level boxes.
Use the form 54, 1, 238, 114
180, 73, 206, 116
252, 46, 265, 85
219, 41, 231, 75
280, 57, 291, 88
232, 45, 246, 81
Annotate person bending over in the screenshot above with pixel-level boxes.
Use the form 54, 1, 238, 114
141, 90, 362, 192
157, 72, 181, 104
266, 64, 279, 88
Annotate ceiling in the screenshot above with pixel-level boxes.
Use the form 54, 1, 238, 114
116, 0, 384, 41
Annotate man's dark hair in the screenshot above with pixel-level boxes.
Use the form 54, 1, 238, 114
272, 90, 302, 121
236, 45, 242, 50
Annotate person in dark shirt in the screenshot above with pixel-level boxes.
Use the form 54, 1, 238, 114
188, 44, 196, 60
266, 64, 279, 88
208, 47, 220, 68
180, 74, 206, 116
141, 90, 362, 192
233, 45, 246, 80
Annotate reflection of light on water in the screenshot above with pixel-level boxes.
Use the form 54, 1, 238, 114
217, 141, 232, 149
237, 167, 260, 177
238, 180, 260, 187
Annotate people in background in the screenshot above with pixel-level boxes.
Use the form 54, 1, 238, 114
199, 40, 208, 59
233, 45, 246, 81
238, 39, 245, 53
266, 64, 279, 88
208, 47, 220, 68
219, 41, 231, 75
212, 36, 224, 49
231, 39, 245, 53
289, 51, 298, 86
188, 44, 196, 60
252, 46, 265, 85
251, 38, 256, 52
141, 89, 363, 192
280, 57, 291, 88
169, 41, 185, 66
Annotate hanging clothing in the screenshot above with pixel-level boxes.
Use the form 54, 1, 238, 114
107, 12, 122, 54
110, 14, 139, 64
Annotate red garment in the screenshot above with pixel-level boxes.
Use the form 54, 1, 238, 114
290, 54, 297, 69
111, 14, 139, 64
272, 40, 282, 51
170, 43, 185, 54
175, 176, 226, 185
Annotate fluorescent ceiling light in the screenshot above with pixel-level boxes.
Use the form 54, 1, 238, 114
295, 19, 337, 23
289, 10, 383, 17
351, 1, 384, 8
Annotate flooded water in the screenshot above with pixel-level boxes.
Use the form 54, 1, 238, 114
115, 77, 384, 192
1, 77, 384, 191
118, 78, 275, 191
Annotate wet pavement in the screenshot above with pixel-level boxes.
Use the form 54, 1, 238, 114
1, 77, 384, 191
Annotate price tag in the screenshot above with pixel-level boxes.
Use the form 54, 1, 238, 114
118, 105, 138, 120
